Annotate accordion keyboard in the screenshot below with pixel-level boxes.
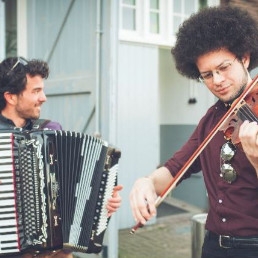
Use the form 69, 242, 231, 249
0, 130, 121, 255
0, 132, 20, 254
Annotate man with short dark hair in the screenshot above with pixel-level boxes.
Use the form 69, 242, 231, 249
0, 57, 122, 258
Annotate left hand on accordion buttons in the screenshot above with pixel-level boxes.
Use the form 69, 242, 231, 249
107, 185, 123, 217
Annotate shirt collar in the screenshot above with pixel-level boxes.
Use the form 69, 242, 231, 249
0, 114, 33, 130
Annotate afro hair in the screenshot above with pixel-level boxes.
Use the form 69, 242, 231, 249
172, 6, 258, 80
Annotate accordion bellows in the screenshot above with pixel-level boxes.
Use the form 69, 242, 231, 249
0, 130, 121, 256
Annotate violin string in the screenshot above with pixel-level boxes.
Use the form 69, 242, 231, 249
244, 105, 258, 122
238, 105, 257, 122
237, 104, 258, 122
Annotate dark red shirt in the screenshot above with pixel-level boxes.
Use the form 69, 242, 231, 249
164, 100, 258, 237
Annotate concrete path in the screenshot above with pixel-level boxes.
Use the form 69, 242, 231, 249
118, 197, 204, 258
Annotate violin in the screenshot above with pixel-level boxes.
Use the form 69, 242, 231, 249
221, 86, 258, 145
130, 75, 258, 234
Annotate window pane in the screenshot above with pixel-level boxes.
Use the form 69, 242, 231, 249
5, 0, 17, 57
199, 0, 207, 8
150, 13, 159, 33
123, 0, 136, 5
185, 1, 195, 15
173, 16, 181, 34
150, 0, 159, 9
123, 8, 136, 30
173, 0, 181, 13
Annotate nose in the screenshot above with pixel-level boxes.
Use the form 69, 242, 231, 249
39, 91, 47, 102
212, 70, 225, 84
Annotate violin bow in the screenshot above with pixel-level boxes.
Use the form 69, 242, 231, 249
131, 75, 258, 234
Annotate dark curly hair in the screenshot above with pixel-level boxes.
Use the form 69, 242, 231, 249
0, 57, 49, 111
172, 6, 258, 80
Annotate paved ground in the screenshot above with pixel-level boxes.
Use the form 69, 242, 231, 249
118, 197, 205, 258
73, 197, 205, 258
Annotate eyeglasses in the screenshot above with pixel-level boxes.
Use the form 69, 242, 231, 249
7, 57, 28, 76
220, 141, 237, 184
198, 57, 237, 83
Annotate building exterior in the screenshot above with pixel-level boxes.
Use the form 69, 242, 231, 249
4, 0, 258, 257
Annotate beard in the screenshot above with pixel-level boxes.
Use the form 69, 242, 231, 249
223, 66, 249, 105
224, 82, 246, 105
16, 106, 41, 120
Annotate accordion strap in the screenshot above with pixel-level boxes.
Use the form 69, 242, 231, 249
32, 119, 51, 129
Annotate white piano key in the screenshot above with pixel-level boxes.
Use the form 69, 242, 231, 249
0, 238, 19, 248
0, 211, 16, 219
0, 164, 13, 171
0, 132, 12, 138
0, 226, 17, 233
0, 171, 14, 178
0, 192, 15, 198
0, 157, 12, 163
0, 179, 14, 185
0, 199, 15, 206
0, 206, 15, 213
0, 139, 12, 144
2, 234, 18, 241
0, 218, 17, 226
0, 248, 20, 253
0, 150, 13, 157
0, 186, 15, 194
0, 143, 12, 149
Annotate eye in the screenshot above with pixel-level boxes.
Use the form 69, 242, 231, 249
201, 72, 213, 80
218, 62, 231, 72
33, 89, 40, 94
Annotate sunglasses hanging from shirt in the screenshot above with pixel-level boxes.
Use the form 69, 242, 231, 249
220, 141, 237, 183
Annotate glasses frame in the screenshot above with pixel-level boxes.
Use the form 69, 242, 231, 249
7, 57, 28, 76
198, 57, 237, 83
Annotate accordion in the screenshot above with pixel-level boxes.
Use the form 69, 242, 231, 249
0, 130, 121, 256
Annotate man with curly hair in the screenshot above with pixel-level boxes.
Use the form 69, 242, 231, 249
130, 6, 258, 258
0, 57, 122, 258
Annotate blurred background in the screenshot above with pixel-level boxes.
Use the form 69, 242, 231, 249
1, 0, 258, 257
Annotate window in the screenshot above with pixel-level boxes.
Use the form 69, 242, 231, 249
119, 0, 215, 46
149, 0, 160, 34
172, 0, 196, 37
4, 0, 17, 57
121, 0, 137, 31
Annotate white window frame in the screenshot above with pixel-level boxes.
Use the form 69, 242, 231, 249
17, 0, 28, 57
119, 0, 144, 43
148, 0, 161, 35
144, 0, 167, 43
169, 0, 199, 46
119, 0, 218, 47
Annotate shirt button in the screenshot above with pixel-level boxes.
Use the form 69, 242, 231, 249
219, 199, 223, 204
222, 218, 226, 222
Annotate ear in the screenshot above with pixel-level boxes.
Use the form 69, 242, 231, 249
4, 92, 17, 106
241, 53, 251, 69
